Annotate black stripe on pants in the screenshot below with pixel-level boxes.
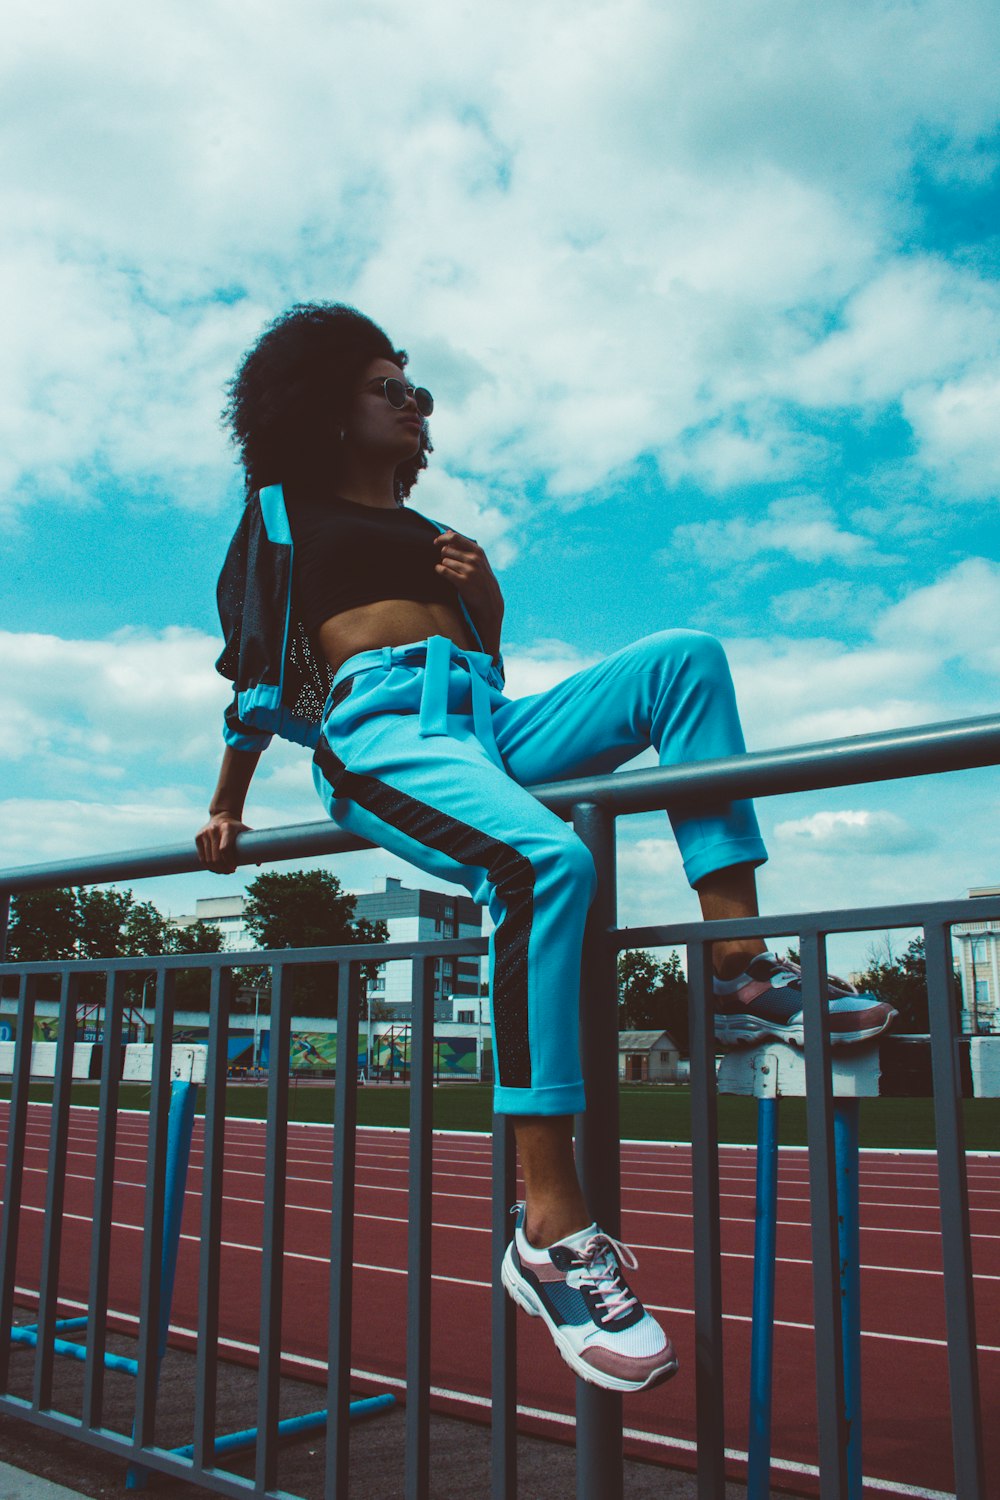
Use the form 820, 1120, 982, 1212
314, 736, 536, 1090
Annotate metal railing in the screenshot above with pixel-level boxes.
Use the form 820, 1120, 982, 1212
1, 711, 999, 1500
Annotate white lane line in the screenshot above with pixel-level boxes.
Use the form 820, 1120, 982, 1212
6, 1284, 957, 1498
13, 1196, 996, 1283
13, 1204, 1000, 1349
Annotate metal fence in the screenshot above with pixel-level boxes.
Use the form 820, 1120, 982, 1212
1, 711, 999, 1500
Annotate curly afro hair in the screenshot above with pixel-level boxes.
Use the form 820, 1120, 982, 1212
222, 302, 432, 502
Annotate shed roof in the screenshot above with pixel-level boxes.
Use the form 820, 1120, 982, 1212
617, 1030, 676, 1051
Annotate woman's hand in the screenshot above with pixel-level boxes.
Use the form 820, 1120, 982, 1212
433, 530, 504, 658
196, 812, 250, 875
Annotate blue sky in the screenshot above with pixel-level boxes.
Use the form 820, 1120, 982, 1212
1, 1, 998, 975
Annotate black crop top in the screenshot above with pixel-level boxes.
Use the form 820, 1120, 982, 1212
284, 484, 459, 634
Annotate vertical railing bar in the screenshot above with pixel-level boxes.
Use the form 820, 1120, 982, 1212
82, 968, 126, 1431
799, 931, 847, 1500
325, 961, 360, 1500
404, 956, 435, 1500
490, 1112, 517, 1500
0, 972, 37, 1391
33, 971, 80, 1410
572, 802, 623, 1500
193, 965, 231, 1476
255, 963, 293, 1495
747, 1094, 779, 1499
132, 965, 177, 1452
0, 890, 10, 961
688, 938, 725, 1500
924, 921, 986, 1500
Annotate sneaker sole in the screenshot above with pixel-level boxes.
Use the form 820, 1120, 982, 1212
500, 1243, 679, 1394
714, 1011, 897, 1048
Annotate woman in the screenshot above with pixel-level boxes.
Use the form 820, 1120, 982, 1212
197, 303, 894, 1393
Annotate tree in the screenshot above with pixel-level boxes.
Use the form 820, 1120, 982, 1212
75, 888, 134, 958
242, 870, 388, 1016
857, 936, 930, 1033
161, 919, 225, 1009
617, 949, 689, 1054
124, 901, 170, 957
7, 889, 78, 962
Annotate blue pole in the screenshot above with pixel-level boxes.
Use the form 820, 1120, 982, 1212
834, 1099, 863, 1500
127, 1078, 199, 1489
168, 1395, 396, 1462
747, 1097, 779, 1500
10, 1324, 138, 1376
158, 1080, 199, 1359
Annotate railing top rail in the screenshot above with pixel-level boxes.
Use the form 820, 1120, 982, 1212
0, 933, 490, 976
1, 712, 998, 896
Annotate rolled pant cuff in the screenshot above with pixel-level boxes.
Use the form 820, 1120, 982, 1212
684, 836, 769, 890
493, 1080, 587, 1117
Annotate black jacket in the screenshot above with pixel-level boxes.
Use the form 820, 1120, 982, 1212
215, 483, 502, 751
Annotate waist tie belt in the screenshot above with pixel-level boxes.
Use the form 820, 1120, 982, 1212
374, 635, 504, 769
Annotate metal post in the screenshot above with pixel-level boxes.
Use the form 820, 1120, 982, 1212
83, 969, 126, 1431
833, 1100, 862, 1500
405, 956, 436, 1500
688, 939, 726, 1500
799, 933, 848, 1500
256, 963, 293, 1493
193, 965, 231, 1475
0, 973, 37, 1392
571, 802, 623, 1500
131, 965, 179, 1489
33, 971, 80, 1412
326, 961, 362, 1499
924, 921, 985, 1498
491, 1112, 517, 1500
747, 1095, 779, 1500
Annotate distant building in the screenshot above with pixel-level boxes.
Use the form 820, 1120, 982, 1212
354, 877, 484, 1019
171, 878, 485, 1020
171, 895, 251, 951
953, 886, 1000, 1035
618, 1030, 680, 1083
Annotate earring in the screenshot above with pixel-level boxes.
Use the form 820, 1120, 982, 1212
339, 428, 346, 443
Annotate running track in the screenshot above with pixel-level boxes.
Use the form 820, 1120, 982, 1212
2, 1104, 998, 1498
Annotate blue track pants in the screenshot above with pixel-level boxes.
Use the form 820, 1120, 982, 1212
312, 629, 767, 1116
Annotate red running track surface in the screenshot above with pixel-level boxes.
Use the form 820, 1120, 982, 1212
2, 1103, 998, 1498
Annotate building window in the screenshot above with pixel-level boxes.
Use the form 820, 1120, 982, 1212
659, 1052, 670, 1062
975, 980, 990, 1007
458, 1010, 475, 1023
971, 937, 989, 963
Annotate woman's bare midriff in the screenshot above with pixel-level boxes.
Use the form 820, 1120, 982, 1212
316, 598, 479, 677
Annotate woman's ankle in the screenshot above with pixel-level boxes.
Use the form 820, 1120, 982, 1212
522, 1203, 592, 1250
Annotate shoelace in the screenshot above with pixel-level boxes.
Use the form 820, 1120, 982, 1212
576, 1233, 640, 1324
753, 954, 857, 997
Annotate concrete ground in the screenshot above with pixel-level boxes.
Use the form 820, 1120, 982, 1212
0, 1329, 766, 1499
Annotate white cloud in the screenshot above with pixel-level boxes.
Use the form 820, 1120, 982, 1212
1, 0, 997, 523
773, 808, 932, 856
904, 374, 1000, 500
501, 639, 603, 698
0, 626, 229, 777
874, 557, 1000, 672
784, 258, 1000, 412
670, 496, 874, 570
771, 580, 890, 628
726, 635, 941, 751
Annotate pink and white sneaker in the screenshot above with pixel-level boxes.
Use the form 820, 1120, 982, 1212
501, 1206, 678, 1393
713, 951, 897, 1047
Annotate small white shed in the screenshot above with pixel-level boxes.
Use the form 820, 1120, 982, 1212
618, 1030, 680, 1083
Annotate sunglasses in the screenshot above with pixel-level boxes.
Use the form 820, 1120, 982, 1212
377, 376, 434, 418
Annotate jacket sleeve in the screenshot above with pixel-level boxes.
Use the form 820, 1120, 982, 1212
223, 690, 273, 753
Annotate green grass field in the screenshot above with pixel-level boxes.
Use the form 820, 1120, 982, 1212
4, 1080, 997, 1150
